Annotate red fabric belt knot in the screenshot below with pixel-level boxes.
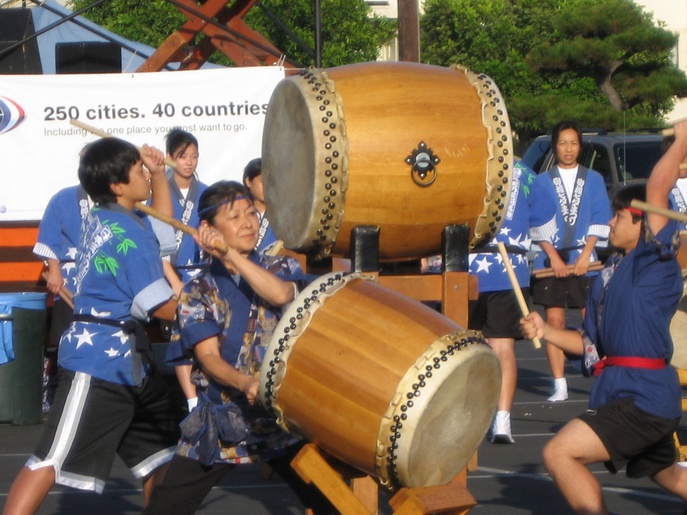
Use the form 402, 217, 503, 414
592, 356, 666, 377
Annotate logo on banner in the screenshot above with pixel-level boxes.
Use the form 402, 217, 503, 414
0, 96, 26, 135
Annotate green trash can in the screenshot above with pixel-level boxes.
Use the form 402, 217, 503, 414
0, 292, 48, 425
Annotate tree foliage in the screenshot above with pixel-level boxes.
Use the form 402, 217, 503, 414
68, 0, 396, 68
420, 0, 687, 142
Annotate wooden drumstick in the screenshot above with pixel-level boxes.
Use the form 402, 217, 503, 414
69, 118, 180, 170
41, 271, 74, 310
134, 202, 229, 255
532, 261, 604, 279
630, 199, 687, 223
497, 242, 542, 349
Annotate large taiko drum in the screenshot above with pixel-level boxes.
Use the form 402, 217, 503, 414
259, 272, 501, 490
261, 61, 513, 260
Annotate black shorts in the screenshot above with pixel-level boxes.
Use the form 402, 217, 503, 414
28, 368, 181, 492
531, 275, 593, 309
579, 397, 679, 478
468, 289, 528, 339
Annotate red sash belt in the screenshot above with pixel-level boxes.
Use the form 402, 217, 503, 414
593, 356, 666, 377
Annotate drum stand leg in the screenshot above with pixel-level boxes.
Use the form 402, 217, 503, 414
389, 469, 477, 515
292, 443, 378, 515
292, 443, 477, 515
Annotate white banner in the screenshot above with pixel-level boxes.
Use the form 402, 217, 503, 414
0, 67, 285, 221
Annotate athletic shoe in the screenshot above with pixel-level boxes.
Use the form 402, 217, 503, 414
490, 411, 515, 444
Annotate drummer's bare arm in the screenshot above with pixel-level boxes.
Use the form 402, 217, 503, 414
520, 312, 584, 355
142, 144, 173, 217
196, 224, 295, 307
194, 336, 259, 404
647, 121, 687, 235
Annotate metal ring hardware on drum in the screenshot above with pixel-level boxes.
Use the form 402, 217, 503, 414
297, 68, 349, 258
261, 272, 375, 427
452, 64, 513, 249
405, 141, 441, 187
374, 330, 488, 490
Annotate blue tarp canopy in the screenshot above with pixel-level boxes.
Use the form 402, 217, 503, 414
30, 0, 221, 73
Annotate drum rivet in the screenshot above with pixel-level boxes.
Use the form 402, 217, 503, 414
324, 130, 330, 136
329, 202, 335, 208
323, 196, 330, 202
497, 141, 504, 148
329, 136, 336, 142
289, 317, 296, 323
401, 405, 407, 412
327, 214, 333, 220
322, 208, 329, 214
319, 105, 326, 111
325, 170, 332, 177
426, 371, 433, 378
284, 327, 290, 333
324, 224, 330, 230
325, 143, 332, 150
322, 117, 329, 123
503, 149, 510, 155
326, 111, 333, 117
330, 190, 337, 196
433, 363, 440, 369
407, 400, 414, 407
331, 177, 337, 184
324, 99, 330, 104
401, 413, 407, 420
332, 151, 339, 157
329, 123, 336, 129
325, 157, 332, 163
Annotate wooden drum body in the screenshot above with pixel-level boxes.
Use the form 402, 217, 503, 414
259, 272, 501, 489
261, 61, 513, 260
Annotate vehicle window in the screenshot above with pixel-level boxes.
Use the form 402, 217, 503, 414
586, 143, 612, 188
614, 142, 663, 181
521, 138, 551, 172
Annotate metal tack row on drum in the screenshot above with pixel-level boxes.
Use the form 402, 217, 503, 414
258, 272, 501, 490
261, 61, 514, 261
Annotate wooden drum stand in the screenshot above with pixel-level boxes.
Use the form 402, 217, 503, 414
284, 224, 479, 515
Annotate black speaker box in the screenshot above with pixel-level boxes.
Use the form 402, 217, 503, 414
0, 9, 42, 74
55, 41, 122, 74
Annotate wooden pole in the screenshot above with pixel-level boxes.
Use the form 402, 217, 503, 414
496, 242, 541, 349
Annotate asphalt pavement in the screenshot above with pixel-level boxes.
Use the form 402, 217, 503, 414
1, 336, 686, 514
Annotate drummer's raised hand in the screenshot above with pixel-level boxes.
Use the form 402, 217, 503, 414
196, 222, 230, 257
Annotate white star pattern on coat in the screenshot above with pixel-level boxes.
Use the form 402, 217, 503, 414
90, 307, 111, 317
74, 328, 96, 349
474, 256, 493, 273
113, 329, 129, 344
104, 347, 119, 358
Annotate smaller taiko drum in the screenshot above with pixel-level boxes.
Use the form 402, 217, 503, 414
259, 272, 501, 490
